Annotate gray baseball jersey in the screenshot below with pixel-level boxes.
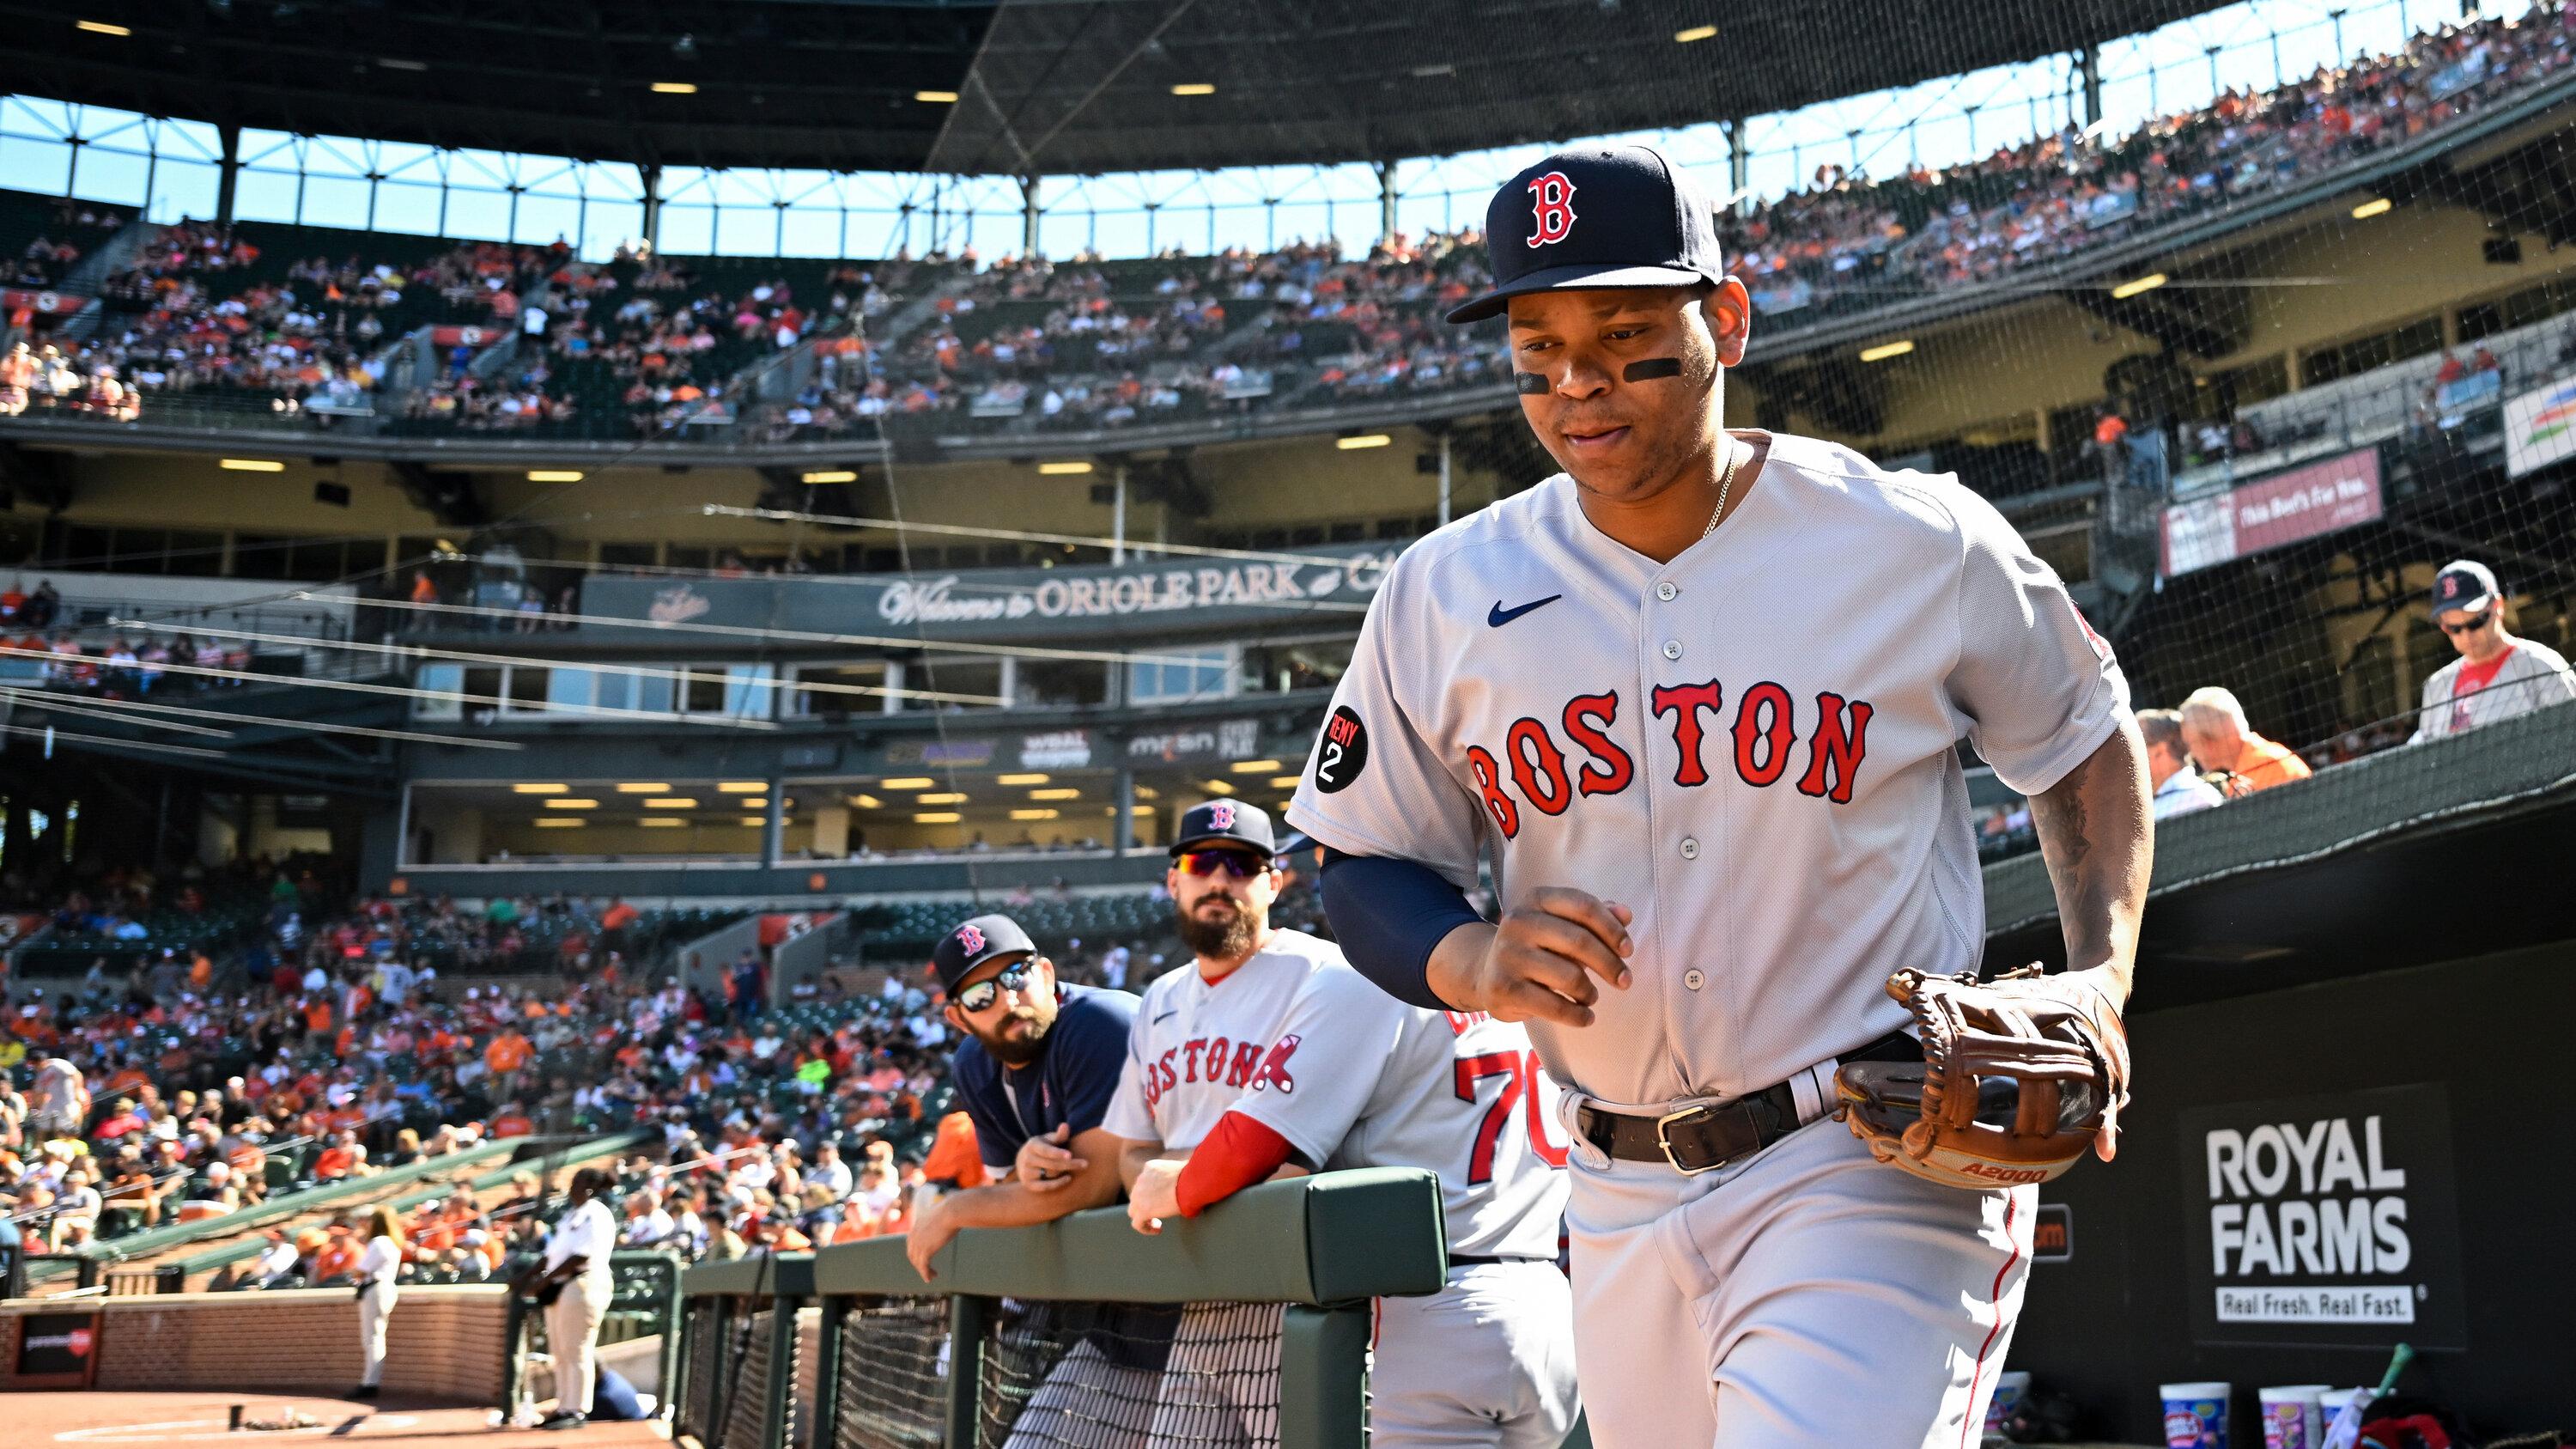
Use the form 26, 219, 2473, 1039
2405, 637, 2576, 743
1288, 430, 2129, 1110
1101, 928, 1568, 1259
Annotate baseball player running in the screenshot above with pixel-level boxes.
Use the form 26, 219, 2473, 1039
1095, 800, 1580, 1448
1289, 144, 2153, 1449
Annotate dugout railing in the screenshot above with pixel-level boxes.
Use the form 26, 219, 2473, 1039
675, 1166, 1449, 1449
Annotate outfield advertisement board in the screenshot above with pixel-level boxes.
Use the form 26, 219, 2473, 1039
2502, 377, 2576, 478
2160, 447, 2383, 577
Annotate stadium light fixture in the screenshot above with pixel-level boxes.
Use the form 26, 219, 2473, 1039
534, 819, 586, 829
1201, 779, 1237, 795
2352, 197, 2394, 219
1133, 785, 1160, 801
1858, 339, 1916, 362
879, 776, 936, 789
544, 799, 600, 810
1336, 434, 1393, 450
741, 798, 769, 809
511, 782, 568, 794
918, 792, 969, 805
2111, 272, 2169, 300
915, 812, 963, 824
801, 469, 859, 484
614, 782, 671, 794
76, 19, 132, 36
1674, 24, 1718, 43
219, 458, 285, 472
638, 817, 687, 827
642, 798, 698, 809
1038, 460, 1095, 475
1171, 83, 1216, 96
997, 772, 1049, 785
650, 82, 698, 94
526, 469, 584, 482
377, 58, 428, 72
1270, 776, 1303, 789
738, 816, 767, 827
1230, 758, 1285, 773
1029, 788, 1081, 801
1012, 808, 1061, 821
717, 781, 766, 793
915, 90, 959, 104
846, 794, 882, 808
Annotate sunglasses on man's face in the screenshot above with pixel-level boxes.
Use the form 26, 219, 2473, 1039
955, 962, 1035, 1014
2440, 610, 2495, 636
1176, 849, 1269, 880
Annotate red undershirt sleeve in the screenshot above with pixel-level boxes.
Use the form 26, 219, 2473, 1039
1174, 1111, 1296, 1218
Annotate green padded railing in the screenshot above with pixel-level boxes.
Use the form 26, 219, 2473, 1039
677, 1167, 1449, 1449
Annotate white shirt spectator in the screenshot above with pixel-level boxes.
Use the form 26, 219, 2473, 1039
357, 1233, 402, 1288
622, 1205, 676, 1246
545, 1197, 617, 1288
808, 1157, 854, 1201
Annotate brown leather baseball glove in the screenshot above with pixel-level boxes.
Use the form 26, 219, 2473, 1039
1834, 965, 2129, 1190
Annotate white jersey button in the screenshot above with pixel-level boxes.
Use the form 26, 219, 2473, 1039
1679, 837, 1699, 860
1683, 969, 1705, 990
1662, 640, 1683, 661
1656, 581, 1678, 601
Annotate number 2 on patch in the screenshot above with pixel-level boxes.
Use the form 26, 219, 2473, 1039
1453, 1049, 1570, 1182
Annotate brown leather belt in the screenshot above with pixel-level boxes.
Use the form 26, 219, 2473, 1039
1574, 1030, 1922, 1175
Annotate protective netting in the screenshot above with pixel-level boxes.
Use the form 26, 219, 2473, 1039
818, 1295, 1284, 1449
723, 1300, 792, 1449
975, 1300, 1205, 1449
674, 1300, 730, 1446
833, 1297, 952, 1449
671, 1295, 797, 1449
1987, 689, 2576, 929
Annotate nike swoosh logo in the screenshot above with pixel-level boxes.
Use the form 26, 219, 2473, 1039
1487, 594, 1562, 627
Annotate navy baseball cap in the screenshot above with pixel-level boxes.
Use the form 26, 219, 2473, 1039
2430, 559, 2499, 616
1170, 798, 1278, 858
933, 913, 1036, 996
1446, 143, 1729, 325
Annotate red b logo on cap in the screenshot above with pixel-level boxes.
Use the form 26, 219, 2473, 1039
1527, 172, 1577, 248
1209, 801, 1236, 831
957, 923, 986, 955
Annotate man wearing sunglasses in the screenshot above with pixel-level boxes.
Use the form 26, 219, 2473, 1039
2406, 558, 2575, 745
907, 912, 1138, 1282
906, 911, 1173, 1448
1102, 800, 1580, 1448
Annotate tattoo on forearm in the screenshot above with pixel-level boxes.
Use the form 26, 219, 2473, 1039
2029, 727, 2153, 984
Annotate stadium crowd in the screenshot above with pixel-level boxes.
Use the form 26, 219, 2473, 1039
0, 854, 1321, 1280
6, 5, 2565, 441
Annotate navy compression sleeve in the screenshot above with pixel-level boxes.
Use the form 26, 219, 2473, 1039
1318, 849, 1486, 1011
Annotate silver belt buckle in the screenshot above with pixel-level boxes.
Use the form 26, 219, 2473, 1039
1655, 1105, 1725, 1176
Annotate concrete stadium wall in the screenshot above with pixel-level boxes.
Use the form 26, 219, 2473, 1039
0, 1286, 510, 1400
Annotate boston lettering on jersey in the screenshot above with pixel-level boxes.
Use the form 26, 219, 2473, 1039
1454, 681, 1874, 839
1140, 1032, 1304, 1113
